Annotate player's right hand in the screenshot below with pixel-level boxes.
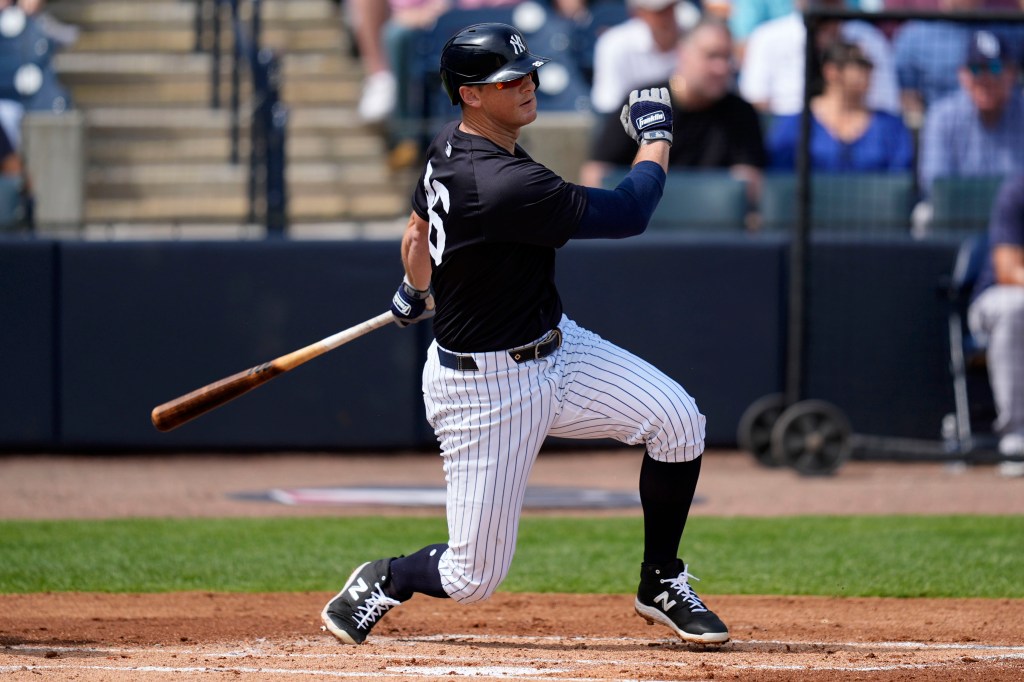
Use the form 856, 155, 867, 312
390, 278, 435, 327
620, 88, 673, 147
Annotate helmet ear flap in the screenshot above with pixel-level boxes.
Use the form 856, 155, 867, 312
441, 68, 462, 105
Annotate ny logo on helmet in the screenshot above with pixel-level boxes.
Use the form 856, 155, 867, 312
509, 34, 526, 54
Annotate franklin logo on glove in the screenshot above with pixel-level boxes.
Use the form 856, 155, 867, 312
620, 87, 674, 146
637, 111, 666, 129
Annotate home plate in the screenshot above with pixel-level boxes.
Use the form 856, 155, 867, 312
233, 485, 660, 509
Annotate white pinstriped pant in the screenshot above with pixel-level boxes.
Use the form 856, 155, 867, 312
422, 315, 706, 604
969, 285, 1024, 438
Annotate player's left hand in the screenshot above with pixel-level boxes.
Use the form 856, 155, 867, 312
620, 88, 673, 147
390, 278, 435, 327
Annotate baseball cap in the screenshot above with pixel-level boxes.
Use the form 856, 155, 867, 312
627, 0, 678, 11
964, 30, 1010, 68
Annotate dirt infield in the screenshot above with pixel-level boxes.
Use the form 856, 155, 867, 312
2, 449, 1023, 680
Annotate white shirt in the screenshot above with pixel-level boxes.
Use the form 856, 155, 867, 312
739, 12, 901, 116
589, 17, 679, 114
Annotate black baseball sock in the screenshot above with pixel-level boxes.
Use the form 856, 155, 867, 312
639, 453, 702, 566
388, 543, 450, 600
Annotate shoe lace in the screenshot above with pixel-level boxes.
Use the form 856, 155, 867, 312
660, 564, 708, 613
352, 584, 401, 630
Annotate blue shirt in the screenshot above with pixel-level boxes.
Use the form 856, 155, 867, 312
977, 174, 1024, 296
894, 21, 1024, 108
919, 90, 1024, 195
766, 111, 913, 172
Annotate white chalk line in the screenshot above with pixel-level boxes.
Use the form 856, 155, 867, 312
3, 636, 1022, 680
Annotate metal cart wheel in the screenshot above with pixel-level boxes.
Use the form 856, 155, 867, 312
737, 393, 787, 467
769, 399, 852, 475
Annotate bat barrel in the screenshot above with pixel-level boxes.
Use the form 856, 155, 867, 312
150, 363, 283, 432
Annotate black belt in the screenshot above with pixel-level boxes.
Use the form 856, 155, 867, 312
437, 328, 562, 371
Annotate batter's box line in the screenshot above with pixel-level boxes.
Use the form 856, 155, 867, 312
0, 663, 708, 682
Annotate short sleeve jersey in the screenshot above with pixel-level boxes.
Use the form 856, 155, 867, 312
412, 121, 588, 352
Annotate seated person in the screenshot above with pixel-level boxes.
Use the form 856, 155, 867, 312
968, 174, 1024, 476
581, 17, 766, 203
893, 0, 1024, 129
918, 30, 1024, 197
739, 0, 900, 117
589, 0, 688, 115
766, 41, 913, 172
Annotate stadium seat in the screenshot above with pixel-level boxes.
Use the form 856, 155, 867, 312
760, 172, 915, 234
929, 176, 1005, 234
604, 168, 749, 231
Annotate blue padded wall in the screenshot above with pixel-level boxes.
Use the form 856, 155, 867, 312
57, 241, 425, 450
557, 235, 788, 445
0, 240, 56, 446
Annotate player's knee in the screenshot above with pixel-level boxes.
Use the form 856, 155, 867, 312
648, 400, 706, 462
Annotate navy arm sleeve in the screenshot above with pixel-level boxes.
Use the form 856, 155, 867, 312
573, 161, 666, 239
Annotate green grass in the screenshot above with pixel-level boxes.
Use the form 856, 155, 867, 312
1, 516, 1021, 598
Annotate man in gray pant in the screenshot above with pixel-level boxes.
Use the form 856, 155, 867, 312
970, 173, 1024, 476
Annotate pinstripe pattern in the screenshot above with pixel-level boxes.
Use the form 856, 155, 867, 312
423, 316, 705, 603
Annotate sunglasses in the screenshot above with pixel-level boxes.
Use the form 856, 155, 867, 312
968, 61, 1004, 76
494, 75, 527, 90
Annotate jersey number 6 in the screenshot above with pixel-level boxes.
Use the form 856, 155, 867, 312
424, 161, 450, 266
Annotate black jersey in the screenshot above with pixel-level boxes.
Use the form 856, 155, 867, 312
412, 121, 588, 352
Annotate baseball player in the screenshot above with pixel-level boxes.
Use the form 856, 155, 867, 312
321, 22, 728, 645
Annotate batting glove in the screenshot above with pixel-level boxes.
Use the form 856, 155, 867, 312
620, 88, 673, 146
390, 278, 435, 327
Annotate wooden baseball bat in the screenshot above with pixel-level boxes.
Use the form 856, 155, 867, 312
151, 311, 395, 432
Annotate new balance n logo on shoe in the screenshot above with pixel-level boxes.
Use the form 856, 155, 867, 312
653, 590, 676, 612
347, 578, 369, 601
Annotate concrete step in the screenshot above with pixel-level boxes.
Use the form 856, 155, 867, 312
87, 160, 399, 189
88, 133, 386, 164
69, 24, 341, 53
86, 191, 406, 223
85, 195, 249, 223
85, 107, 233, 133
52, 0, 337, 27
55, 51, 360, 80
69, 81, 231, 107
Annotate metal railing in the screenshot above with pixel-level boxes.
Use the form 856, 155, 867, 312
194, 0, 287, 236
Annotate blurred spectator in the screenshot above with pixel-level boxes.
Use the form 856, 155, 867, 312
968, 173, 1024, 476
892, 0, 1024, 129
728, 0, 793, 63
581, 17, 766, 201
15, 0, 78, 47
739, 0, 900, 117
918, 30, 1024, 196
0, 119, 28, 230
766, 40, 912, 171
589, 0, 697, 114
352, 0, 586, 124
0, 0, 76, 147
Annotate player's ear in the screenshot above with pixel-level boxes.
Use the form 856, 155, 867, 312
460, 84, 483, 108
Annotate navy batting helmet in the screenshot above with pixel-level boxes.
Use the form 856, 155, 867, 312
439, 23, 550, 105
